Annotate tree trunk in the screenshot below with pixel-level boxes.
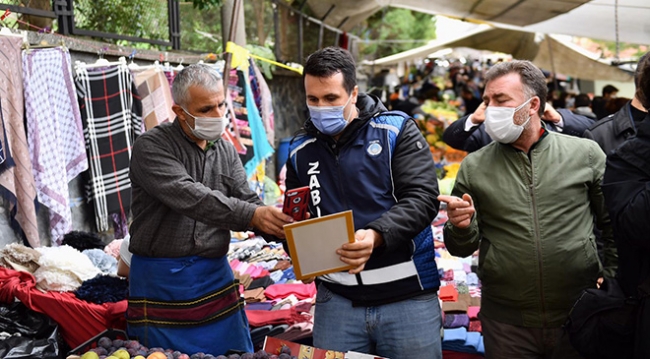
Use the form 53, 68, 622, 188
252, 0, 266, 46
18, 0, 53, 31
221, 0, 246, 47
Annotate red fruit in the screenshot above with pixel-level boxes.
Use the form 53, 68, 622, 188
178, 355, 190, 359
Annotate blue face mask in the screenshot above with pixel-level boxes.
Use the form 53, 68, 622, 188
307, 94, 354, 136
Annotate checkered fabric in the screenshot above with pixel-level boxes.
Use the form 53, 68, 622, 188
75, 64, 142, 232
131, 68, 175, 131
0, 36, 40, 247
23, 47, 88, 245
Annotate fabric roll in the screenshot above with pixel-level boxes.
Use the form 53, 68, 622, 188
264, 282, 316, 300
443, 313, 470, 329
439, 284, 459, 302
442, 301, 469, 313
75, 64, 142, 232
23, 47, 88, 245
243, 287, 266, 303
469, 319, 482, 333
0, 36, 39, 247
467, 306, 480, 320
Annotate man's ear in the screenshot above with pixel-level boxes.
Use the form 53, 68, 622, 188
351, 85, 359, 104
530, 96, 541, 116
172, 105, 185, 120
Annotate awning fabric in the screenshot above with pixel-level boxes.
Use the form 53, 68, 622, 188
306, 0, 649, 45
367, 26, 634, 82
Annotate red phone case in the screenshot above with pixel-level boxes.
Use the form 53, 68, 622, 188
283, 186, 310, 221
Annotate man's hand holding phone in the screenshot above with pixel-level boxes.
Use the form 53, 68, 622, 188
283, 186, 310, 221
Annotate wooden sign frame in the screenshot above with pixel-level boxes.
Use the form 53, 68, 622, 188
283, 210, 355, 280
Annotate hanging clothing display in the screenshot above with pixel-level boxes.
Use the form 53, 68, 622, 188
250, 61, 275, 147
75, 65, 142, 232
23, 47, 88, 245
228, 67, 274, 178
131, 68, 176, 131
0, 36, 40, 247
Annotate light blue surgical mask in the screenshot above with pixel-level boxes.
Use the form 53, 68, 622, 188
307, 94, 354, 136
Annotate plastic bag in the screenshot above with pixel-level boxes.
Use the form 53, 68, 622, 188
0, 302, 60, 359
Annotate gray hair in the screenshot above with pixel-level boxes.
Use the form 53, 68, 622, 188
172, 64, 223, 107
484, 60, 547, 117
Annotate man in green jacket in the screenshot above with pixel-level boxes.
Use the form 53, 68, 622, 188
439, 60, 616, 359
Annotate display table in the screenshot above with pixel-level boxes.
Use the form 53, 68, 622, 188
0, 267, 127, 349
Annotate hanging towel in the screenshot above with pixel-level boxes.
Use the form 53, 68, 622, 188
132, 68, 175, 130
75, 65, 142, 232
243, 71, 274, 177
0, 36, 40, 247
23, 47, 88, 245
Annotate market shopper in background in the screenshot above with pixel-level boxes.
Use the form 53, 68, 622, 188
442, 92, 595, 153
584, 52, 649, 155
285, 47, 442, 359
571, 93, 597, 119
126, 64, 293, 356
439, 60, 615, 358
591, 84, 619, 119
601, 53, 650, 358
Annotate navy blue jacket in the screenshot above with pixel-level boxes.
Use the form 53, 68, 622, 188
285, 93, 441, 306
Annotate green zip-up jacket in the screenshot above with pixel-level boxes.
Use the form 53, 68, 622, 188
443, 129, 617, 328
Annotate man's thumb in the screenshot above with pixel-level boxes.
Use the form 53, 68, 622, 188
462, 193, 473, 206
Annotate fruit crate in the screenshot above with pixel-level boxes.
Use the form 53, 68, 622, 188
67, 328, 129, 356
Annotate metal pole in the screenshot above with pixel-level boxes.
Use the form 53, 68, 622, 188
222, 0, 242, 89
297, 0, 308, 61
318, 5, 335, 49
297, 10, 304, 62
273, 0, 281, 62
168, 0, 181, 50
546, 35, 559, 94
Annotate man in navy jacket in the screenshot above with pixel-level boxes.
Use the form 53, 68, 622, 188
285, 47, 442, 359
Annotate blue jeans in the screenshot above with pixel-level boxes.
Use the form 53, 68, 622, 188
313, 283, 442, 359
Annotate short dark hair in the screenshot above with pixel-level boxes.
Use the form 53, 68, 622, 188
634, 52, 650, 88
602, 84, 619, 96
304, 47, 357, 95
638, 53, 650, 110
484, 60, 547, 117
575, 93, 591, 108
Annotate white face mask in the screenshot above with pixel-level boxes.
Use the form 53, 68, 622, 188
484, 98, 532, 144
181, 107, 225, 141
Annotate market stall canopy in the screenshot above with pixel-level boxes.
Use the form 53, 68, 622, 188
366, 26, 633, 82
307, 0, 648, 45
524, 0, 650, 45
306, 0, 590, 31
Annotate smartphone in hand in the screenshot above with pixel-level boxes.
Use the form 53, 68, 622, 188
283, 186, 310, 221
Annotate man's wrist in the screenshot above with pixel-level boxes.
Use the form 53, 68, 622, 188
465, 116, 479, 131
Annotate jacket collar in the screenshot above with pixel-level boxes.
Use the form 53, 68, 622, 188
615, 114, 650, 177
612, 102, 636, 136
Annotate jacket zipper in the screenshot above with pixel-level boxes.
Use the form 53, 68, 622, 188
527, 151, 547, 326
333, 144, 350, 209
